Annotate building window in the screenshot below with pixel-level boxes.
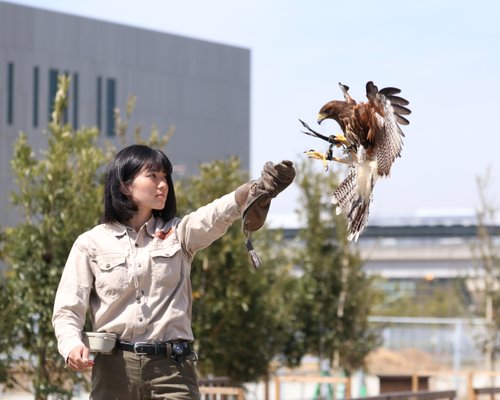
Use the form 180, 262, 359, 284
33, 66, 39, 127
63, 71, 69, 124
48, 69, 59, 121
7, 62, 14, 125
72, 73, 79, 129
106, 78, 116, 137
96, 76, 102, 131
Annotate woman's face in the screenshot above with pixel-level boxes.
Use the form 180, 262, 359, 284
125, 166, 169, 213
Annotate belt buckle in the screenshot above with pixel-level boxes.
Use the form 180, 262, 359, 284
134, 342, 154, 355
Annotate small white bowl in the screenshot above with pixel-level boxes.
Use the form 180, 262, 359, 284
82, 332, 117, 354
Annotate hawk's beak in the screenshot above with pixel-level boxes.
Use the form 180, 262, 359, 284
317, 113, 326, 125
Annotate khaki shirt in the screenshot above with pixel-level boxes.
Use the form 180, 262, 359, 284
52, 192, 242, 360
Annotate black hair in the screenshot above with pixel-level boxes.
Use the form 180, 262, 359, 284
103, 144, 177, 224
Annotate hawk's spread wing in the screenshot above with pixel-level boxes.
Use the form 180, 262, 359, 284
367, 83, 411, 177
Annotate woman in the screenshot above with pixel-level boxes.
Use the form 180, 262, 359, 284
52, 144, 294, 399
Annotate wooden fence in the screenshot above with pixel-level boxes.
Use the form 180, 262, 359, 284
274, 375, 351, 400
199, 385, 245, 400
198, 371, 500, 400
472, 387, 500, 400
350, 390, 456, 400
199, 376, 244, 400
410, 371, 500, 400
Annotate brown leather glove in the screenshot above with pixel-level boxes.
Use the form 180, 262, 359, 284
242, 160, 296, 233
238, 160, 295, 269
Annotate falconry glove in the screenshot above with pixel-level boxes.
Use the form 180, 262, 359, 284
240, 160, 295, 268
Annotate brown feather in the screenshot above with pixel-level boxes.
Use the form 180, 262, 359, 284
392, 104, 411, 115
379, 87, 401, 96
395, 115, 410, 125
386, 95, 409, 106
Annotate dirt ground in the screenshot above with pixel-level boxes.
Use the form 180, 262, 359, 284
365, 348, 444, 374
274, 347, 445, 376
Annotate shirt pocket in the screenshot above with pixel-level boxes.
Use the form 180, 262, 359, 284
149, 243, 183, 291
94, 254, 128, 300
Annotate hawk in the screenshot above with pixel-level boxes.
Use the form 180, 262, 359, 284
301, 81, 411, 241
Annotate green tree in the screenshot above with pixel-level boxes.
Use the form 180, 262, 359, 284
0, 75, 171, 399
288, 160, 380, 375
175, 158, 297, 384
0, 75, 108, 399
372, 278, 470, 318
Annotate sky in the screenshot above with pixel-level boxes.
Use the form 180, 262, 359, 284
4, 0, 500, 225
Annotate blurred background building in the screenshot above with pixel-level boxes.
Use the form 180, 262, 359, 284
280, 214, 500, 369
0, 1, 250, 228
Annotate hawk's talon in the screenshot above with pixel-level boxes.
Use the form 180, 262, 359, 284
304, 150, 330, 171
333, 134, 351, 147
304, 148, 354, 168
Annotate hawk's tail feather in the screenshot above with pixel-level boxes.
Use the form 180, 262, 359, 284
331, 170, 358, 215
346, 198, 371, 242
332, 169, 372, 242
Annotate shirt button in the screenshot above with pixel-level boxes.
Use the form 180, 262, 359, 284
135, 243, 139, 247
137, 263, 141, 268
139, 318, 143, 322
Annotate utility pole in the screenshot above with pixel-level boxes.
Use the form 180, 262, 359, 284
332, 254, 348, 373
474, 170, 499, 371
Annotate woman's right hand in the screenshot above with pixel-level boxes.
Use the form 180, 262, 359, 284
67, 344, 94, 371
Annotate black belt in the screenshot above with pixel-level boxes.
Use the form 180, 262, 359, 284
116, 340, 196, 361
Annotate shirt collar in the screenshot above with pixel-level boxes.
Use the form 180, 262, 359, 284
105, 216, 157, 237
145, 216, 157, 237
105, 221, 128, 237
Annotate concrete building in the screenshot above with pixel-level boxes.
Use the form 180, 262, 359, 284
0, 1, 250, 228
283, 216, 500, 280
280, 214, 500, 313
279, 218, 500, 368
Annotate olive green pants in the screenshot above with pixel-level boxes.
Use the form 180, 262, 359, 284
90, 349, 200, 400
